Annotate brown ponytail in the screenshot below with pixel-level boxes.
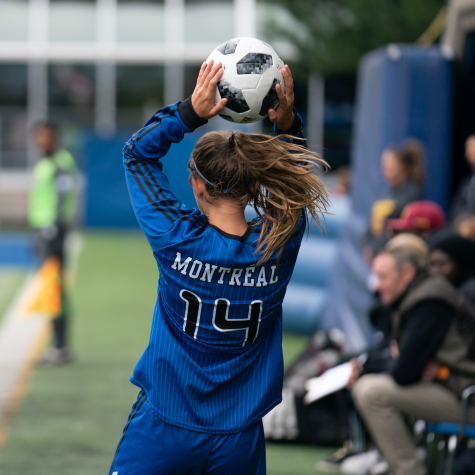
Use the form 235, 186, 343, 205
389, 138, 425, 186
188, 130, 329, 264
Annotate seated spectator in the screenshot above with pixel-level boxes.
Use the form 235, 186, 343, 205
385, 232, 430, 260
352, 246, 475, 475
315, 235, 430, 473
386, 200, 446, 244
369, 234, 430, 349
365, 139, 425, 260
430, 235, 475, 306
451, 133, 475, 221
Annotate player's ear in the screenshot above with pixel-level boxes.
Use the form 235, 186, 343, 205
191, 177, 206, 199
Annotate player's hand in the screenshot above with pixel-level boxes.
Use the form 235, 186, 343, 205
268, 65, 294, 131
191, 60, 227, 120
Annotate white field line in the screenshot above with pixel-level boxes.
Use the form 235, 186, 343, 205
0, 272, 50, 450
0, 231, 84, 451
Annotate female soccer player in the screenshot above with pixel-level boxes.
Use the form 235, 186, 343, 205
108, 61, 328, 475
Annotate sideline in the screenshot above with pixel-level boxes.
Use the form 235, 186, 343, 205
0, 274, 50, 450
0, 232, 83, 452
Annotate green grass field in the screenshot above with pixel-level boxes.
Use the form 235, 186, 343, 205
0, 233, 334, 475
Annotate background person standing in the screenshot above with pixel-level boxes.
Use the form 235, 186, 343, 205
29, 122, 77, 365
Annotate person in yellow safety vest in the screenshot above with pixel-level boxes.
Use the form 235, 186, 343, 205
29, 122, 77, 365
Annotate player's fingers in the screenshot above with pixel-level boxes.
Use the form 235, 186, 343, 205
197, 61, 207, 84
209, 98, 227, 116
275, 83, 287, 104
201, 60, 214, 84
205, 61, 222, 88
268, 109, 277, 121
282, 65, 294, 96
208, 66, 223, 91
197, 62, 211, 90
283, 65, 294, 85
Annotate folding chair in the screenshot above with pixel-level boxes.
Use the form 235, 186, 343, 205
426, 385, 475, 475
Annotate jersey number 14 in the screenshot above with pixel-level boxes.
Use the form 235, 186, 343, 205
180, 289, 263, 346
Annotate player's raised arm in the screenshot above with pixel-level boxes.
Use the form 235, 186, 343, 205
122, 62, 225, 252
268, 65, 304, 142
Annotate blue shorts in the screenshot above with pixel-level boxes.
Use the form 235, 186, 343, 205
108, 390, 266, 475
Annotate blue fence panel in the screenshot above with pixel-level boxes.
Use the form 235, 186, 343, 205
84, 131, 205, 227
0, 233, 35, 267
85, 133, 138, 228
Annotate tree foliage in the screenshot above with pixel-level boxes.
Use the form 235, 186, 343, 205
265, 0, 446, 76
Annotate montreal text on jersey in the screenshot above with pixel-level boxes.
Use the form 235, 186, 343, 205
171, 252, 279, 287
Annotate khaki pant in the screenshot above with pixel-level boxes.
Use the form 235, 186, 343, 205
353, 374, 475, 475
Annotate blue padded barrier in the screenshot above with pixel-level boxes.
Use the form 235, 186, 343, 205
281, 283, 327, 334
280, 195, 350, 333
308, 194, 350, 239
291, 237, 338, 288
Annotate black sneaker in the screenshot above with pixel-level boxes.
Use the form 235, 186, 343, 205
315, 441, 355, 472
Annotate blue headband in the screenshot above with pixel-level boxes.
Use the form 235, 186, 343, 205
193, 162, 233, 195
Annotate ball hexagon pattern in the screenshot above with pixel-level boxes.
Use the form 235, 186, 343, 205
206, 37, 285, 123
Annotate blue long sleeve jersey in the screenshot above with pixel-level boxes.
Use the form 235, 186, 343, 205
124, 97, 306, 434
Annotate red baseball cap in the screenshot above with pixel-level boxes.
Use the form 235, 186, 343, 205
387, 201, 446, 231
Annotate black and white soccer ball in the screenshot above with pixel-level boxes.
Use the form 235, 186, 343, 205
206, 37, 285, 124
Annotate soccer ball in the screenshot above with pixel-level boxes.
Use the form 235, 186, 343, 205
206, 37, 285, 124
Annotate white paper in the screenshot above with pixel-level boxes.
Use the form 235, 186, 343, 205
303, 362, 353, 404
